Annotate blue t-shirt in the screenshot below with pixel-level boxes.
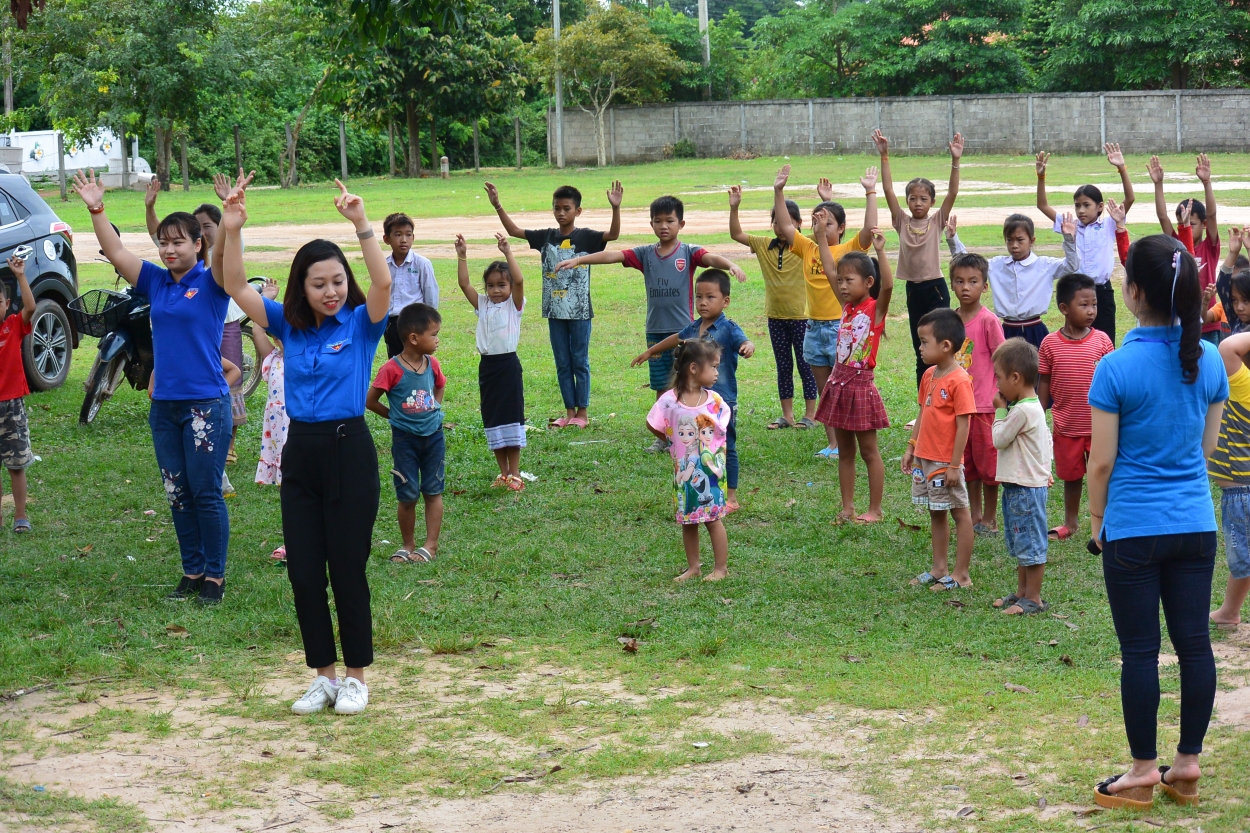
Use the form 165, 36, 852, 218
137, 260, 229, 401
261, 297, 387, 422
1087, 325, 1228, 542
677, 313, 747, 405
373, 356, 445, 437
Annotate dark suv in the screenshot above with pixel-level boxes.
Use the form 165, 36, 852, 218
0, 173, 77, 391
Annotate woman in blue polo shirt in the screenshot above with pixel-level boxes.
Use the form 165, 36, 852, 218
1086, 235, 1227, 810
73, 170, 233, 606
219, 181, 390, 717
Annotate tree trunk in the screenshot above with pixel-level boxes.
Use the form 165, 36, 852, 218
153, 125, 173, 190
282, 66, 330, 188
2, 34, 12, 116
429, 115, 438, 170
405, 100, 422, 177
594, 106, 606, 167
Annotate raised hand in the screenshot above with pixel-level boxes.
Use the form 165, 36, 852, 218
812, 208, 828, 241
221, 189, 248, 231
483, 181, 501, 208
816, 177, 833, 202
949, 132, 964, 161
739, 340, 755, 358
1061, 212, 1077, 237
1203, 283, 1218, 305
944, 213, 958, 238
495, 232, 512, 255
213, 172, 232, 201
1106, 198, 1127, 227
333, 178, 367, 227
870, 226, 886, 252
144, 175, 161, 208
261, 276, 279, 299
728, 184, 742, 208
1196, 152, 1212, 184
606, 180, 623, 207
454, 233, 468, 259
1147, 155, 1164, 184
871, 129, 889, 156
72, 169, 105, 208
226, 168, 256, 202
1228, 226, 1244, 255
6, 253, 25, 277
1178, 200, 1193, 226
861, 166, 879, 194
1035, 151, 1050, 177
1104, 142, 1126, 169
773, 164, 791, 191
729, 262, 748, 283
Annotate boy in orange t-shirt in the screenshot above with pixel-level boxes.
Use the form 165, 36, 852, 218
902, 309, 977, 592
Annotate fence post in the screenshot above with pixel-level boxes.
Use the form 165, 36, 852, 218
339, 119, 348, 179
1099, 94, 1106, 150
875, 99, 881, 132
1027, 95, 1034, 155
180, 134, 189, 192
1175, 92, 1183, 152
514, 116, 522, 171
233, 125, 241, 173
948, 97, 954, 140
739, 103, 746, 150
120, 128, 129, 189
56, 132, 66, 201
807, 100, 814, 155
472, 121, 480, 173
440, 156, 449, 179
388, 120, 397, 177
673, 106, 680, 147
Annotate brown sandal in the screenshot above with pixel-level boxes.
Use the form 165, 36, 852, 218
1158, 766, 1199, 806
1094, 774, 1155, 810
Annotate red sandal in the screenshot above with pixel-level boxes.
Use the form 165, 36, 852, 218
1048, 525, 1074, 541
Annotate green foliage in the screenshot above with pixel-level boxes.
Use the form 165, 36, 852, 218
646, 4, 750, 101
672, 137, 697, 158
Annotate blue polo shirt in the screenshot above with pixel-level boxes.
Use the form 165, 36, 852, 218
1087, 325, 1227, 542
261, 297, 387, 422
137, 260, 229, 401
677, 313, 747, 404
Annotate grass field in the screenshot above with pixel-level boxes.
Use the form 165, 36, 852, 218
3, 153, 1250, 832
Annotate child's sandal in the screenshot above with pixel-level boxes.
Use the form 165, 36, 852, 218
506, 475, 525, 492
490, 475, 508, 489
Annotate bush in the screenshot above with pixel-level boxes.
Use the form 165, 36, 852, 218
673, 137, 698, 158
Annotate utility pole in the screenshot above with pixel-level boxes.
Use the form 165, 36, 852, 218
553, 0, 564, 169
698, 0, 711, 100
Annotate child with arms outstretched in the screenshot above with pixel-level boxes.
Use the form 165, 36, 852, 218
457, 233, 528, 491
873, 129, 962, 387
646, 339, 733, 581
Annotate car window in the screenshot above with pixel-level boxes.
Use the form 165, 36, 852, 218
0, 192, 19, 227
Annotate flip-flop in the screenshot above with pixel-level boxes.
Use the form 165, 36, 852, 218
390, 548, 417, 564
815, 447, 839, 459
1094, 774, 1155, 810
930, 576, 972, 592
568, 417, 588, 428
1210, 619, 1241, 631
1158, 765, 1199, 806
910, 571, 938, 587
766, 417, 793, 430
973, 523, 999, 537
795, 417, 817, 429
410, 547, 436, 563
271, 545, 287, 562
549, 417, 571, 428
1049, 525, 1074, 541
1003, 598, 1046, 615
992, 593, 1020, 609
12, 518, 31, 533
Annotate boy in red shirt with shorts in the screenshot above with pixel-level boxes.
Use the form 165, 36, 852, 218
1037, 272, 1114, 540
0, 253, 36, 532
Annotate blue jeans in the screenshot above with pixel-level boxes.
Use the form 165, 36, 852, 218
391, 427, 446, 502
548, 318, 592, 409
725, 402, 738, 490
149, 395, 232, 580
1102, 531, 1217, 759
1002, 484, 1048, 566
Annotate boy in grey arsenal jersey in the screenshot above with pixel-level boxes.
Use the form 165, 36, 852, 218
557, 195, 748, 451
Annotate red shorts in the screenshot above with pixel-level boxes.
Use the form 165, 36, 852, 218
1054, 433, 1092, 482
962, 412, 998, 486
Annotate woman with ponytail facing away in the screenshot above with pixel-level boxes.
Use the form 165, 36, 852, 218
1086, 235, 1226, 810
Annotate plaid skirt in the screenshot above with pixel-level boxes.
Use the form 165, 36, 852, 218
815, 364, 889, 431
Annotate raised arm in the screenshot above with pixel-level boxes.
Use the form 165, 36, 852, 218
728, 185, 750, 246
1197, 153, 1218, 240
1058, 212, 1080, 275
219, 191, 268, 329
1105, 143, 1134, 214
251, 278, 279, 360
697, 251, 748, 283
1107, 198, 1129, 266
144, 177, 161, 239
1219, 331, 1250, 376
209, 170, 255, 288
455, 234, 478, 308
332, 179, 390, 324
872, 130, 903, 223
944, 214, 967, 255
555, 249, 627, 273
939, 133, 963, 221
856, 166, 879, 249
871, 227, 893, 322
7, 255, 35, 324
72, 170, 142, 285
605, 180, 623, 242
1147, 156, 1175, 237
1176, 201, 1195, 254
497, 233, 525, 311
484, 182, 527, 240
813, 210, 838, 285
1035, 152, 1056, 222
772, 165, 798, 247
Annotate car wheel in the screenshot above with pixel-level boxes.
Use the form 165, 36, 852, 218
23, 299, 72, 391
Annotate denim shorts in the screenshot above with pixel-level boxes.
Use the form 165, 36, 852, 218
391, 426, 445, 502
647, 331, 679, 391
802, 318, 839, 368
1221, 485, 1250, 579
1003, 484, 1048, 566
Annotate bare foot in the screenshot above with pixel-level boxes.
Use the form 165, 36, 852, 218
674, 567, 701, 582
854, 512, 883, 524
703, 568, 729, 581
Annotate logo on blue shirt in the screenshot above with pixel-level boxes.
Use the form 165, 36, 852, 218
326, 340, 347, 352
183, 288, 198, 299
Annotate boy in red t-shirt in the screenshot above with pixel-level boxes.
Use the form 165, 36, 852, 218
0, 253, 36, 532
1037, 273, 1114, 540
903, 309, 977, 592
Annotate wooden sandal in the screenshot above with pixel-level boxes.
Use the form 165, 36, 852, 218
1094, 774, 1155, 810
1158, 766, 1199, 806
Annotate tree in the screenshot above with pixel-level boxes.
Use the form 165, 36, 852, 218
532, 4, 683, 166
646, 4, 750, 101
748, 3, 859, 98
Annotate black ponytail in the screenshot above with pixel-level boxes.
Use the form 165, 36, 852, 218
670, 338, 722, 394
1125, 234, 1203, 384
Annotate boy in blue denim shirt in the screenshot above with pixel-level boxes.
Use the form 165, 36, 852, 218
634, 269, 754, 510
367, 303, 446, 564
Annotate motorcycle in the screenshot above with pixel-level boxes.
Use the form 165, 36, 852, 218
70, 276, 267, 425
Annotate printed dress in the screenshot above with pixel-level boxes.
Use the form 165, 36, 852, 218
647, 389, 733, 524
254, 349, 289, 485
814, 297, 889, 431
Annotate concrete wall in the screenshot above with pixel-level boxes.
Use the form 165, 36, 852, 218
548, 89, 1250, 165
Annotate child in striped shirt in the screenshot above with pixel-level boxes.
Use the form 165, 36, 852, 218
1037, 273, 1114, 541
1208, 332, 1250, 628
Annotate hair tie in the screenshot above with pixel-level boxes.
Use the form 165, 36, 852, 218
1170, 248, 1183, 319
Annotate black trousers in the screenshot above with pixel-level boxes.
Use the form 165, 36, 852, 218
1094, 283, 1117, 345
282, 416, 380, 669
906, 278, 952, 388
383, 316, 403, 359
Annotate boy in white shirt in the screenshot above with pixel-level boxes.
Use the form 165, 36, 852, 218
383, 212, 439, 358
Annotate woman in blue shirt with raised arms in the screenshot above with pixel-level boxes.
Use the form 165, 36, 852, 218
1087, 235, 1227, 810
219, 181, 390, 717
73, 169, 249, 606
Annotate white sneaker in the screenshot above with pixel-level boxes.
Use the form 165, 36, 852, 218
291, 675, 338, 714
221, 472, 236, 498
334, 677, 369, 715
